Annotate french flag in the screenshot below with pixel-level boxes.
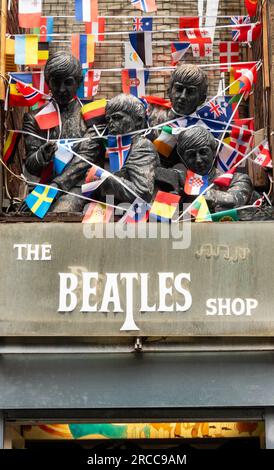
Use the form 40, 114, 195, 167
75, 0, 98, 22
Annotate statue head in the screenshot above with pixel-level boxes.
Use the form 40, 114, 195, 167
105, 94, 147, 135
44, 52, 82, 108
177, 126, 217, 175
168, 64, 208, 116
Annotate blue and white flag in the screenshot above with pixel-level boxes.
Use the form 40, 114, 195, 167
54, 140, 76, 175
106, 135, 132, 172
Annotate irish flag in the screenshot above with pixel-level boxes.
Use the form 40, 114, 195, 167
35, 102, 60, 130
153, 126, 177, 158
18, 0, 42, 28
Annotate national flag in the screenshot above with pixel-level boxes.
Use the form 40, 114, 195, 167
217, 138, 238, 172
85, 18, 105, 41
184, 170, 209, 196
82, 202, 113, 223
35, 101, 60, 129
211, 208, 239, 222
231, 17, 261, 42
238, 67, 257, 99
186, 28, 213, 57
129, 31, 153, 66
3, 131, 21, 163
32, 71, 49, 95
153, 126, 177, 158
231, 16, 251, 42
230, 118, 254, 157
149, 191, 180, 223
130, 0, 157, 13
82, 166, 108, 196
15, 35, 38, 65
15, 82, 46, 106
195, 197, 212, 223
197, 96, 234, 123
81, 98, 106, 126
229, 68, 240, 95
75, 0, 98, 22
106, 135, 132, 172
133, 17, 153, 31
71, 34, 95, 69
122, 69, 149, 98
245, 0, 258, 17
83, 70, 101, 98
53, 140, 75, 175
171, 42, 190, 65
33, 16, 54, 42
119, 198, 149, 224
25, 185, 58, 219
36, 42, 49, 65
124, 41, 144, 69
213, 167, 237, 188
18, 0, 42, 28
141, 95, 171, 108
219, 42, 239, 72
9, 73, 33, 106
179, 17, 199, 41
253, 140, 272, 169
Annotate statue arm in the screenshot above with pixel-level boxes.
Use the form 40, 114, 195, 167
23, 113, 51, 176
207, 174, 253, 211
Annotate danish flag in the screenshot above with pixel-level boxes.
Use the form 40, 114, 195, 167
219, 42, 240, 72
253, 140, 272, 169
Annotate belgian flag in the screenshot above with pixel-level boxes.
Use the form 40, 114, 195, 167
37, 42, 49, 65
3, 131, 21, 163
81, 98, 107, 127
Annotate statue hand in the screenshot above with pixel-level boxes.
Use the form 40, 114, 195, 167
40, 142, 58, 163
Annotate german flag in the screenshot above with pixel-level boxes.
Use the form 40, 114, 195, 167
81, 98, 106, 127
3, 131, 21, 163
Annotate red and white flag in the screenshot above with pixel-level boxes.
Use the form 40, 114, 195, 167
179, 17, 199, 41
233, 62, 257, 99
34, 102, 60, 130
84, 70, 101, 98
245, 0, 258, 17
253, 140, 272, 169
186, 28, 213, 57
18, 0, 42, 28
16, 82, 46, 106
213, 167, 237, 188
231, 118, 254, 159
32, 70, 49, 95
219, 42, 239, 72
85, 18, 105, 41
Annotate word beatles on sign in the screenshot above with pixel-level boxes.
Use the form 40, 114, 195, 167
58, 272, 258, 331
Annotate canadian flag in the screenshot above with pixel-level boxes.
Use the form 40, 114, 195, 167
35, 102, 60, 130
253, 140, 272, 169
186, 28, 213, 57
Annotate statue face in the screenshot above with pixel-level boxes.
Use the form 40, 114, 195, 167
106, 110, 136, 135
48, 75, 79, 107
183, 145, 215, 175
170, 81, 202, 115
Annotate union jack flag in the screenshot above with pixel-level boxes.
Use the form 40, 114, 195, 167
106, 135, 132, 172
130, 0, 157, 13
133, 17, 152, 31
197, 96, 233, 124
231, 16, 251, 41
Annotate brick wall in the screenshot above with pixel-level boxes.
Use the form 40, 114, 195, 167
42, 0, 247, 99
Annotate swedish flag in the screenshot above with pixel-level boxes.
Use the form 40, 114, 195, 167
25, 185, 58, 219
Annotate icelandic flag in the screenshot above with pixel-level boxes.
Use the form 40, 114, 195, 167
122, 69, 149, 98
75, 0, 98, 22
54, 140, 75, 175
106, 135, 132, 172
133, 17, 153, 31
171, 42, 190, 65
130, 0, 157, 13
184, 170, 209, 196
25, 185, 58, 219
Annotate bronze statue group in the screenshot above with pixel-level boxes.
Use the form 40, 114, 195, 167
22, 51, 260, 219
